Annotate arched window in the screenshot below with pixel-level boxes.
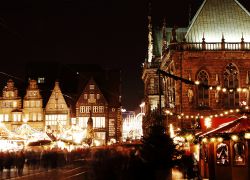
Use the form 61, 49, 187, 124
197, 70, 209, 107
216, 143, 229, 165
166, 77, 175, 108
223, 63, 239, 108
233, 142, 246, 165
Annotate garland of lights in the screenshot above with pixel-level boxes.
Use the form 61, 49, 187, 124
157, 69, 250, 119
157, 69, 250, 92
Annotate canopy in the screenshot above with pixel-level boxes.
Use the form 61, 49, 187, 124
199, 117, 250, 137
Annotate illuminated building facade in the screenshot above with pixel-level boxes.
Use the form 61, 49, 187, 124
45, 81, 70, 133
0, 79, 22, 130
76, 77, 122, 145
122, 110, 143, 141
142, 0, 250, 133
22, 79, 44, 131
143, 2, 250, 178
25, 63, 122, 144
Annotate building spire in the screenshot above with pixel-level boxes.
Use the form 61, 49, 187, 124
147, 2, 153, 63
162, 18, 167, 55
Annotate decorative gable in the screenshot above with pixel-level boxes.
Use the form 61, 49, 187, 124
45, 81, 69, 112
77, 78, 107, 106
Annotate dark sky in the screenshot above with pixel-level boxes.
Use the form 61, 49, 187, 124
0, 0, 249, 111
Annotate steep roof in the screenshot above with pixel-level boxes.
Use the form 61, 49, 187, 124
45, 81, 69, 113
185, 0, 250, 42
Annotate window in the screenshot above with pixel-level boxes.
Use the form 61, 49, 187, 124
13, 101, 17, 108
4, 114, 9, 121
25, 101, 29, 108
233, 142, 246, 165
93, 106, 98, 113
30, 101, 35, 107
88, 94, 96, 103
38, 77, 45, 84
197, 70, 209, 107
99, 106, 104, 113
223, 63, 239, 108
84, 94, 88, 99
80, 106, 85, 113
97, 94, 100, 99
36, 101, 40, 107
10, 92, 14, 97
78, 117, 88, 128
93, 117, 105, 128
38, 113, 42, 121
86, 106, 91, 113
166, 76, 176, 107
89, 85, 95, 90
148, 78, 155, 94
216, 143, 229, 165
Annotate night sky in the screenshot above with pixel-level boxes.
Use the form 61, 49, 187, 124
0, 0, 249, 111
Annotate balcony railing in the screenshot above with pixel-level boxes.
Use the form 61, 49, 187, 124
169, 41, 250, 51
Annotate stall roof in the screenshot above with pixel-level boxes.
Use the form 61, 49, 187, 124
199, 116, 250, 137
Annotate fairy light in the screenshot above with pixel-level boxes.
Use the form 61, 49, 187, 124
231, 135, 239, 141
210, 137, 216, 142
217, 86, 221, 91
217, 137, 223, 142
195, 80, 200, 85
244, 132, 250, 139
202, 138, 208, 143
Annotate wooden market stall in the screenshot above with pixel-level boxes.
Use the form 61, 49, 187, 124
198, 117, 250, 180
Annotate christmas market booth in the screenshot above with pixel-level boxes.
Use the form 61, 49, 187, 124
198, 116, 250, 180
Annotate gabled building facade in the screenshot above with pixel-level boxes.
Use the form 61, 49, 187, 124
22, 79, 44, 131
45, 81, 70, 133
0, 79, 22, 131
76, 77, 121, 145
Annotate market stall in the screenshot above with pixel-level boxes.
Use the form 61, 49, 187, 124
198, 116, 250, 180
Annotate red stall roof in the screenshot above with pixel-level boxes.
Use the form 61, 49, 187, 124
199, 116, 250, 137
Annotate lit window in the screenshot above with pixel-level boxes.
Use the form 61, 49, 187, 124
93, 117, 105, 128
97, 94, 100, 99
84, 94, 88, 99
80, 106, 85, 113
88, 94, 96, 103
13, 101, 17, 108
36, 101, 40, 107
223, 63, 239, 108
233, 142, 246, 165
38, 77, 45, 84
197, 70, 209, 107
99, 106, 104, 113
93, 106, 98, 113
4, 114, 9, 121
90, 85, 95, 90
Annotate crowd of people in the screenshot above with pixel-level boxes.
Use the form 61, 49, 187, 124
0, 147, 89, 178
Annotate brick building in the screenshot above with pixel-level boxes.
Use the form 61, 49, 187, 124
142, 0, 250, 135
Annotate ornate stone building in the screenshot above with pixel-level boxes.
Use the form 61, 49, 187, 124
22, 79, 44, 130
0, 79, 22, 131
45, 81, 70, 133
142, 0, 250, 134
76, 77, 121, 145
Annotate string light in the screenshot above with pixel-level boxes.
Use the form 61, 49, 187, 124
164, 107, 245, 120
